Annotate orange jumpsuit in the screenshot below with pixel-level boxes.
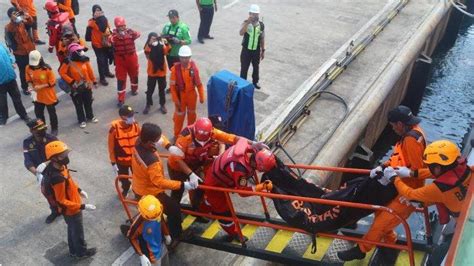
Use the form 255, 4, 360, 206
359, 125, 427, 252
170, 61, 205, 137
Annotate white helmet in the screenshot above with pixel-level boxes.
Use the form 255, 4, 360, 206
29, 50, 42, 66
178, 45, 192, 57
249, 4, 260, 14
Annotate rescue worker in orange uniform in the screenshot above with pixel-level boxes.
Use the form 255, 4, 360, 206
200, 138, 274, 241
388, 140, 472, 223
57, 24, 87, 65
109, 16, 140, 107
168, 117, 257, 213
10, 0, 45, 44
170, 45, 205, 138
127, 195, 170, 266
131, 123, 198, 248
26, 50, 59, 135
44, 1, 70, 57
338, 105, 427, 261
42, 140, 97, 258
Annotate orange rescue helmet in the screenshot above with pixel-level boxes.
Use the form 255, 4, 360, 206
45, 141, 69, 160
423, 140, 460, 166
194, 117, 213, 142
138, 195, 163, 221
45, 1, 59, 13
114, 16, 126, 28
255, 149, 276, 172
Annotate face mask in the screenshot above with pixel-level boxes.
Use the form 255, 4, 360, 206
15, 16, 23, 23
124, 117, 135, 125
151, 41, 159, 47
57, 156, 70, 166
196, 139, 209, 147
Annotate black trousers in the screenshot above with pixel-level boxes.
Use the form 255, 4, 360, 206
64, 212, 87, 256
166, 55, 179, 70
71, 90, 94, 123
198, 5, 214, 40
34, 102, 58, 131
240, 48, 260, 84
0, 79, 28, 123
14, 54, 29, 91
32, 16, 38, 31
168, 165, 204, 210
146, 76, 166, 106
135, 192, 183, 239
93, 47, 111, 80
117, 163, 131, 193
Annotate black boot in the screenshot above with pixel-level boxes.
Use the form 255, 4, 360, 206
45, 211, 60, 224
337, 246, 366, 261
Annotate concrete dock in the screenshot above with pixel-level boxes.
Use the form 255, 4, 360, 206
0, 0, 456, 265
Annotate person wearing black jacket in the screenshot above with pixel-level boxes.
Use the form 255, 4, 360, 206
85, 5, 114, 86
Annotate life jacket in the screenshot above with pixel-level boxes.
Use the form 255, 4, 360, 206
174, 61, 202, 93
112, 29, 137, 56
182, 126, 219, 167
388, 125, 426, 168
211, 139, 254, 188
112, 120, 140, 163
433, 159, 471, 219
47, 13, 71, 48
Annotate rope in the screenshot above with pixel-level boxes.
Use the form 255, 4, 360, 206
450, 0, 474, 18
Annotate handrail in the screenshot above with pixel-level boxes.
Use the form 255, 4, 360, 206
114, 173, 418, 265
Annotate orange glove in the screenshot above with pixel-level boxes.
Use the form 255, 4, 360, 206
255, 180, 273, 192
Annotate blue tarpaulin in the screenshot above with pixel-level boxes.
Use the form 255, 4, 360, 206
207, 70, 255, 140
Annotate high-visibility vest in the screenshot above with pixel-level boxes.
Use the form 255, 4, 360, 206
247, 22, 262, 51
388, 125, 426, 168
112, 120, 140, 162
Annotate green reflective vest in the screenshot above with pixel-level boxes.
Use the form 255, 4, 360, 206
246, 23, 262, 51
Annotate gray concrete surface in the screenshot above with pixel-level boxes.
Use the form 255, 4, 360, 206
0, 0, 437, 265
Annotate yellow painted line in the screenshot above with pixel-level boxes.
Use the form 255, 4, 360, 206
302, 237, 332, 261
201, 220, 221, 239
344, 249, 375, 266
181, 215, 196, 231
231, 224, 259, 244
265, 230, 294, 253
395, 250, 425, 266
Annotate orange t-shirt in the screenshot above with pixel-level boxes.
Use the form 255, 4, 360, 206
59, 60, 96, 85
25, 66, 58, 105
144, 43, 170, 77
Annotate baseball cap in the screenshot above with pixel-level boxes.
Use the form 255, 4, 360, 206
167, 9, 179, 17
119, 105, 135, 117
387, 105, 421, 125
27, 118, 47, 130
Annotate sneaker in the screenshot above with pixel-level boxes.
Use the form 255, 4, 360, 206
35, 40, 46, 45
79, 122, 87, 128
51, 129, 58, 136
76, 248, 97, 258
100, 79, 108, 86
131, 90, 138, 96
143, 105, 150, 115
91, 117, 99, 123
337, 246, 366, 261
253, 83, 261, 90
159, 105, 167, 114
105, 72, 115, 78
198, 38, 205, 44
204, 35, 214, 39
45, 212, 60, 224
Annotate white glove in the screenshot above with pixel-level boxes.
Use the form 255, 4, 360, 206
139, 255, 152, 266
370, 166, 383, 178
36, 162, 47, 173
251, 141, 269, 150
36, 173, 43, 184
395, 166, 411, 178
80, 190, 89, 199
183, 181, 198, 191
164, 235, 172, 245
112, 163, 119, 173
189, 172, 203, 183
84, 204, 96, 210
378, 167, 396, 186
169, 145, 184, 157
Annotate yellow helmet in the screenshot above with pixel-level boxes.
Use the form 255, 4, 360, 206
138, 195, 163, 221
45, 140, 69, 160
423, 140, 460, 166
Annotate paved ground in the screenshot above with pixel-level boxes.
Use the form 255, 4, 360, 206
0, 0, 436, 265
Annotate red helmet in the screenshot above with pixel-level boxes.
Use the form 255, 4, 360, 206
194, 118, 213, 142
255, 149, 276, 172
114, 16, 126, 28
45, 1, 59, 13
